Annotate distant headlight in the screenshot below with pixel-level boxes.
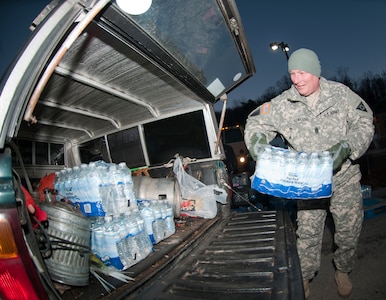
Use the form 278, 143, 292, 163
239, 156, 246, 163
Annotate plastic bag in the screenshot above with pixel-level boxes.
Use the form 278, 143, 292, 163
173, 157, 227, 219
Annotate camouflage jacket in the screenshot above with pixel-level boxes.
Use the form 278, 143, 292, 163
244, 77, 374, 183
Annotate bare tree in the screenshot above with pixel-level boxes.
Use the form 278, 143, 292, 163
218, 71, 386, 125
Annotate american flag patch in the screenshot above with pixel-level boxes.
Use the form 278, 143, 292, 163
261, 102, 271, 115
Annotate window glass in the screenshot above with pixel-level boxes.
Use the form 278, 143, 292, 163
79, 137, 110, 164
12, 139, 32, 165
11, 139, 65, 166
50, 143, 65, 165
80, 111, 211, 168
15, 139, 32, 165
107, 128, 146, 168
35, 141, 48, 165
127, 0, 247, 97
144, 110, 211, 165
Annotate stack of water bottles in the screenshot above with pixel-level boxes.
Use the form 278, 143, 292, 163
90, 209, 154, 270
54, 161, 136, 217
90, 199, 175, 270
252, 146, 333, 199
54, 161, 176, 270
138, 198, 176, 245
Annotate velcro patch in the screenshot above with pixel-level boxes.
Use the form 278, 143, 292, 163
261, 102, 271, 115
356, 101, 367, 112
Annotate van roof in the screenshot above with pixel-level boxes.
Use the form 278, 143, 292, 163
0, 0, 255, 147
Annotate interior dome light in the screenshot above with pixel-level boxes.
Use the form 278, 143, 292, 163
116, 0, 152, 15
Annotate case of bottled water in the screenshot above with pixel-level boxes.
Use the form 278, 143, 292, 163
56, 161, 177, 270
252, 146, 333, 199
54, 161, 136, 217
137, 198, 176, 245
90, 210, 154, 271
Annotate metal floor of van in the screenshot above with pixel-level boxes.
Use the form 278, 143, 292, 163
129, 210, 303, 300
63, 210, 303, 300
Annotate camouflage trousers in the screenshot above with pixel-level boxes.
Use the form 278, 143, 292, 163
296, 179, 363, 280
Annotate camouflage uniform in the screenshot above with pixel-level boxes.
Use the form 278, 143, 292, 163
244, 77, 374, 280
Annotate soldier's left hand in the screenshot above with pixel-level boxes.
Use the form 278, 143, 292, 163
328, 141, 351, 172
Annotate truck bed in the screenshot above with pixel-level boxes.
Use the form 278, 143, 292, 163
62, 209, 303, 300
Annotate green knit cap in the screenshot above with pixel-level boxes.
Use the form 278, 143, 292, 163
288, 48, 321, 77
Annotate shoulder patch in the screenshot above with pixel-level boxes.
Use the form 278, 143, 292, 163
356, 101, 367, 112
261, 102, 271, 115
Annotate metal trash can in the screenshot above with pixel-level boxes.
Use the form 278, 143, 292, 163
41, 201, 91, 286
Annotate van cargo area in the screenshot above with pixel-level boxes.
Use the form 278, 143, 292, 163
0, 0, 303, 299
62, 209, 303, 300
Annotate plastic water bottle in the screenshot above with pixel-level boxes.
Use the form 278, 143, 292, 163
297, 152, 309, 184
98, 164, 110, 215
309, 152, 321, 190
71, 166, 81, 200
162, 199, 175, 238
277, 150, 286, 181
129, 190, 137, 208
256, 146, 271, 178
79, 164, 90, 201
118, 162, 136, 208
64, 168, 77, 203
114, 214, 131, 269
131, 207, 153, 258
78, 163, 93, 214
130, 207, 145, 234
283, 152, 297, 195
91, 217, 105, 259
123, 213, 143, 267
140, 201, 156, 244
159, 199, 168, 232
75, 166, 83, 198
285, 152, 297, 178
110, 165, 128, 215
151, 200, 165, 243
320, 151, 333, 185
103, 215, 124, 270
54, 171, 63, 201
56, 170, 65, 201
268, 149, 284, 183
86, 162, 104, 216
53, 171, 60, 192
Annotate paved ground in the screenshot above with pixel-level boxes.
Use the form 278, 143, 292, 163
308, 187, 386, 300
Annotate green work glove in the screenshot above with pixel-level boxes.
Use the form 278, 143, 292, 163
328, 141, 351, 172
249, 133, 268, 161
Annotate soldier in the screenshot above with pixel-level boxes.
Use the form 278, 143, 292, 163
244, 48, 374, 299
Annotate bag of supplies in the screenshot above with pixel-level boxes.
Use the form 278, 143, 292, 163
173, 156, 227, 218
